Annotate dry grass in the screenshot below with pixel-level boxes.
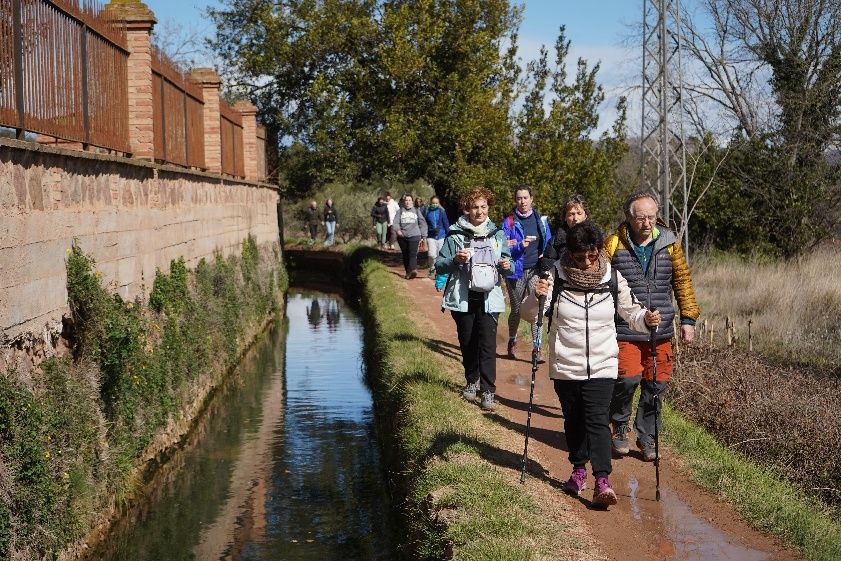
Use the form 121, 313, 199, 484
691, 247, 841, 368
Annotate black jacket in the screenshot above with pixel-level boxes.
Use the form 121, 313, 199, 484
371, 203, 389, 224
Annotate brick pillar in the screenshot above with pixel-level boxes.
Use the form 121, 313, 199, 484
234, 100, 258, 180
105, 1, 156, 159
190, 68, 222, 173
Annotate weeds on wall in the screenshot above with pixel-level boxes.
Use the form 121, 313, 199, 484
0, 235, 282, 560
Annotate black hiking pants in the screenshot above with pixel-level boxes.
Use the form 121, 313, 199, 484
451, 297, 499, 394
397, 235, 421, 275
554, 378, 614, 478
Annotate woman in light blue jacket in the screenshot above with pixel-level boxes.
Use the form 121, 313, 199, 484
435, 187, 513, 411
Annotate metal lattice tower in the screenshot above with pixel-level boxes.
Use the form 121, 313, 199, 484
640, 0, 688, 246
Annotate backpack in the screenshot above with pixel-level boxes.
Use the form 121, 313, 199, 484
442, 228, 500, 294
546, 266, 618, 329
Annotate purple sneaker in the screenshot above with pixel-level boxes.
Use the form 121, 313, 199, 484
593, 476, 618, 507
563, 467, 587, 496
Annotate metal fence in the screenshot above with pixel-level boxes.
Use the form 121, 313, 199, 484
220, 100, 244, 178
0, 0, 130, 152
151, 48, 205, 169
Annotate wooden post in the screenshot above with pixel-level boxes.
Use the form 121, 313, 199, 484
748, 320, 753, 352
709, 321, 715, 345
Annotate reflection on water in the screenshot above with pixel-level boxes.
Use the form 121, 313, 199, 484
91, 291, 393, 561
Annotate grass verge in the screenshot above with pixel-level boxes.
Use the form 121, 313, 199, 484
353, 248, 582, 560
662, 402, 841, 561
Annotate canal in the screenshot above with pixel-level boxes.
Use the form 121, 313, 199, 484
91, 290, 395, 560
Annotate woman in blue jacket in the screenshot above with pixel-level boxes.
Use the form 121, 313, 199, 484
501, 185, 552, 363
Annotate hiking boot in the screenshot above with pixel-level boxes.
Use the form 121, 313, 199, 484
531, 348, 545, 364
612, 423, 631, 456
637, 438, 657, 462
480, 391, 497, 411
462, 381, 479, 400
427, 268, 436, 279
506, 339, 518, 359
409, 270, 417, 279
563, 467, 587, 496
593, 476, 618, 506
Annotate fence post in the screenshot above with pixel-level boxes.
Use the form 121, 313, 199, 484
748, 319, 753, 352
235, 100, 258, 180
105, 0, 157, 159
190, 68, 222, 173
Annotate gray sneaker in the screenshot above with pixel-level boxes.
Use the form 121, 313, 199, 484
612, 423, 630, 455
637, 438, 658, 462
462, 381, 479, 400
480, 391, 497, 411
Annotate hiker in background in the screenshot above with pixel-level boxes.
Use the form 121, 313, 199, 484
305, 201, 320, 241
539, 193, 591, 273
424, 196, 450, 279
385, 192, 400, 250
535, 221, 660, 507
322, 198, 339, 246
435, 187, 512, 411
393, 194, 428, 279
415, 196, 426, 216
606, 192, 700, 461
371, 197, 390, 248
501, 185, 552, 363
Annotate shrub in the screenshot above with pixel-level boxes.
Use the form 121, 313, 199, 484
671, 343, 841, 509
1, 236, 284, 560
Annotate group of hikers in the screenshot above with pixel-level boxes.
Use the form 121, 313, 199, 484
370, 192, 450, 280
431, 185, 700, 508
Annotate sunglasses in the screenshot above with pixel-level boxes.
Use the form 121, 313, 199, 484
570, 250, 600, 264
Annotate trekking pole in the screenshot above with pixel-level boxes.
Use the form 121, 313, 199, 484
650, 308, 661, 501
521, 272, 549, 484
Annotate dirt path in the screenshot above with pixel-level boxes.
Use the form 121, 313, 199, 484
387, 256, 803, 561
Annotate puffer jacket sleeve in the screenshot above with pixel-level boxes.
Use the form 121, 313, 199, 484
615, 270, 648, 333
670, 242, 701, 322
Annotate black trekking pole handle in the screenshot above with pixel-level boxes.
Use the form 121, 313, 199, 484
521, 271, 550, 484
650, 307, 661, 501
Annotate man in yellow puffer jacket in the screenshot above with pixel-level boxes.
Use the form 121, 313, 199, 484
604, 192, 700, 461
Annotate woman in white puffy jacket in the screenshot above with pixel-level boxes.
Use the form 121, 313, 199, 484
535, 220, 660, 508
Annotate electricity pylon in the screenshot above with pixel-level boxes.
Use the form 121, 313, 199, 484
640, 0, 689, 250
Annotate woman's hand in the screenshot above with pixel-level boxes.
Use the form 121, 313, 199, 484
521, 237, 531, 248
535, 278, 550, 297
644, 309, 661, 328
507, 239, 517, 248
455, 249, 471, 263
498, 257, 511, 270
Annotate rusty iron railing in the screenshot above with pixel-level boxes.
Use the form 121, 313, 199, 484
151, 47, 205, 169
0, 0, 129, 152
219, 100, 244, 178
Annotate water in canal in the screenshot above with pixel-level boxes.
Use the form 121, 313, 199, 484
92, 290, 395, 561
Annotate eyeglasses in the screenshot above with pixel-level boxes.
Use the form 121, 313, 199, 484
631, 214, 657, 224
570, 250, 600, 264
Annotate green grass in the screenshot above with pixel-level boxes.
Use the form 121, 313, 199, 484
662, 403, 841, 561
355, 249, 576, 561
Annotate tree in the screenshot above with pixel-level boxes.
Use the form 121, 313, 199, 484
680, 0, 841, 256
512, 27, 628, 227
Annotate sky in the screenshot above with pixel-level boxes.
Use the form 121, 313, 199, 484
142, 0, 641, 133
